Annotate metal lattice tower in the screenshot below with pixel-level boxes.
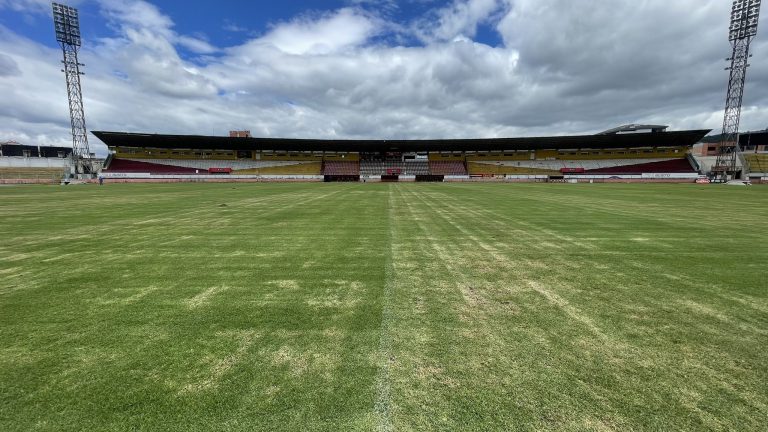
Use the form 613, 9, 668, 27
52, 2, 92, 176
713, 0, 762, 182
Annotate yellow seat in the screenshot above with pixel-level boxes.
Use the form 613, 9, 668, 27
745, 154, 768, 173
233, 162, 322, 175
467, 162, 560, 176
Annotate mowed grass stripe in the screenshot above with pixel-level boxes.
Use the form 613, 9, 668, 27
1, 184, 388, 431
0, 183, 766, 431
384, 183, 768, 430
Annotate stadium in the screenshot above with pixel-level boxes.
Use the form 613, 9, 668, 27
93, 126, 711, 183
1, 1, 768, 431
6, 126, 768, 184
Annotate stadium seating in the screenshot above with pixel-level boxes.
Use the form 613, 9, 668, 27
745, 154, 768, 173
104, 158, 200, 174
323, 161, 360, 175
105, 158, 324, 176
467, 162, 560, 176
429, 161, 467, 175
467, 158, 694, 175
0, 167, 65, 180
359, 160, 428, 175
234, 162, 322, 175
359, 160, 383, 176
99, 144, 702, 179
585, 158, 694, 174
403, 160, 430, 175
125, 158, 301, 170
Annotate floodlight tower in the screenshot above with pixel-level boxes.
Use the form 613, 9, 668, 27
52, 2, 92, 176
712, 0, 762, 182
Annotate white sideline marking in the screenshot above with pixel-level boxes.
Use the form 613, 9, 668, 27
374, 186, 396, 432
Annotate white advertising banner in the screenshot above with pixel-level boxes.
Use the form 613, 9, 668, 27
641, 173, 698, 179
101, 172, 151, 178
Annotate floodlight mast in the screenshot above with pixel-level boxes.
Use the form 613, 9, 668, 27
52, 2, 92, 177
713, 0, 762, 182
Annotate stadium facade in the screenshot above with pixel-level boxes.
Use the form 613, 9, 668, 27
92, 125, 714, 183
0, 141, 72, 183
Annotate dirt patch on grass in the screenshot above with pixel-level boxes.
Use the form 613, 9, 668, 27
580, 417, 618, 432
680, 300, 728, 322
0, 266, 21, 275
2, 253, 37, 262
305, 296, 359, 308
185, 285, 229, 309
100, 285, 161, 305
180, 330, 260, 394
267, 280, 300, 290
272, 346, 309, 377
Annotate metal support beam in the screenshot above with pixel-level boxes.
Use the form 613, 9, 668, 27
53, 2, 92, 176
712, 0, 762, 182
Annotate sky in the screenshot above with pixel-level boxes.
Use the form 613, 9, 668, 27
1, 0, 767, 155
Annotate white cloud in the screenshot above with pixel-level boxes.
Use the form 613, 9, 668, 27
245, 8, 377, 55
416, 0, 503, 42
0, 52, 21, 76
0, 0, 84, 14
94, 1, 219, 98
99, 0, 174, 36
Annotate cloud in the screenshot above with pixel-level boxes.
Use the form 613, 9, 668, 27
99, 0, 174, 35
0, 26, 73, 146
95, 0, 219, 98
245, 8, 378, 55
347, 0, 400, 16
1, 0, 768, 158
0, 52, 21, 76
0, 0, 83, 14
416, 0, 503, 42
491, 0, 768, 130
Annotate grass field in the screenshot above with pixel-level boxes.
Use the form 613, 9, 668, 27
1, 183, 767, 431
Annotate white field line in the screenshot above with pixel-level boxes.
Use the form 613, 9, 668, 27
374, 185, 395, 432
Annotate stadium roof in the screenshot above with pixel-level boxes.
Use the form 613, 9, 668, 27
699, 130, 768, 146
92, 129, 710, 153
0, 141, 73, 158
597, 124, 669, 135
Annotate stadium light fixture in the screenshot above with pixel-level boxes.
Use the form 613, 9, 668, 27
53, 2, 81, 47
729, 0, 761, 41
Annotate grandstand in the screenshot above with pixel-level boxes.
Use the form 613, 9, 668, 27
745, 153, 768, 177
93, 125, 709, 182
0, 141, 72, 183
739, 131, 768, 182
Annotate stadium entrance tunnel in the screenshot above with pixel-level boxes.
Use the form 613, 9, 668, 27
324, 175, 360, 182
381, 175, 399, 182
415, 175, 444, 182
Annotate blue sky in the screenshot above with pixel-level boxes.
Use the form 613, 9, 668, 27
5, 1, 503, 54
1, 0, 767, 152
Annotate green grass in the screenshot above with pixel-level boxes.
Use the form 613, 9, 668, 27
0, 183, 766, 431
